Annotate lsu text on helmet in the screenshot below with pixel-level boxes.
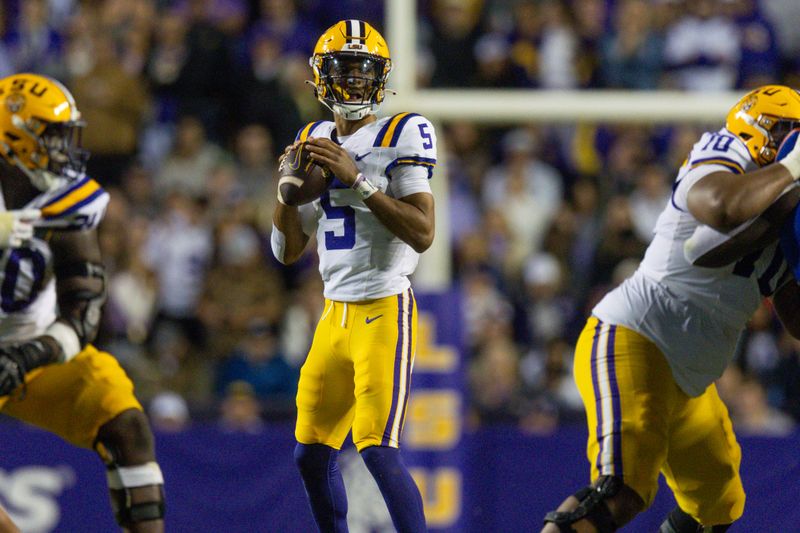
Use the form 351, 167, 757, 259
725, 85, 800, 166
310, 20, 392, 121
0, 73, 88, 191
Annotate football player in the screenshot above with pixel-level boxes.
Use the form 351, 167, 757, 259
0, 74, 165, 532
271, 20, 435, 533
541, 85, 800, 533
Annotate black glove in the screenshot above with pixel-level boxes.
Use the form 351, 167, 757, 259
0, 339, 56, 397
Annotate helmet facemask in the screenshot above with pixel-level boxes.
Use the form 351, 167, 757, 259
761, 116, 800, 161
6, 116, 89, 190
312, 52, 390, 121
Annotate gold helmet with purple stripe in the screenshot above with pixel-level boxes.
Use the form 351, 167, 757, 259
310, 20, 392, 121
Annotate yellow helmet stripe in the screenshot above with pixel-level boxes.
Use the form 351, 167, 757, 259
41, 179, 101, 217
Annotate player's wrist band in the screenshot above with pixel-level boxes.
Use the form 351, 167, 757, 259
352, 173, 378, 200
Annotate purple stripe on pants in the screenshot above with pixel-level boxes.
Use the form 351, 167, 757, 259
381, 291, 406, 446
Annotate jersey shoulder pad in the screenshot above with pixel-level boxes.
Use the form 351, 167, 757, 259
374, 113, 437, 178
35, 176, 109, 230
295, 120, 335, 142
684, 129, 751, 175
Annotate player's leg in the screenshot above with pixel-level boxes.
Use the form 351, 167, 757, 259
658, 383, 744, 532
295, 300, 357, 533
96, 408, 164, 533
542, 318, 676, 533
1, 345, 165, 533
360, 446, 426, 532
350, 289, 426, 533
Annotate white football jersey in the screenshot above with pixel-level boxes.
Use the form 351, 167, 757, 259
295, 113, 436, 301
0, 174, 109, 342
593, 128, 789, 396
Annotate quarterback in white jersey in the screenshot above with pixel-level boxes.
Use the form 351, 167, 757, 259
542, 86, 800, 533
271, 20, 431, 533
288, 112, 435, 302
0, 73, 165, 533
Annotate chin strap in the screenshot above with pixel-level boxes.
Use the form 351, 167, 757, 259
306, 79, 388, 121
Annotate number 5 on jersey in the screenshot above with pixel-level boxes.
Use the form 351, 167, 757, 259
321, 193, 356, 250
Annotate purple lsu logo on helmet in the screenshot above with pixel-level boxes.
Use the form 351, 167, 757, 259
777, 128, 800, 161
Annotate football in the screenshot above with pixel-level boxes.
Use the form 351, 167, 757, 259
278, 142, 333, 206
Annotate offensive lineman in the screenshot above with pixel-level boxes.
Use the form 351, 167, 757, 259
541, 85, 800, 533
0, 73, 165, 532
271, 20, 435, 533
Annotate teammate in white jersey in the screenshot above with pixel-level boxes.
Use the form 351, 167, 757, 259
0, 73, 165, 532
542, 85, 800, 533
271, 20, 434, 533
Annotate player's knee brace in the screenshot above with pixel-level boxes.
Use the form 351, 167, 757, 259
106, 461, 165, 526
544, 475, 622, 533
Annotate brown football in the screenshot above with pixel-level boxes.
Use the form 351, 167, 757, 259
278, 142, 332, 206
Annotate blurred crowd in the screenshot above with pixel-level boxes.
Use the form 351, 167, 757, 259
2, 0, 800, 437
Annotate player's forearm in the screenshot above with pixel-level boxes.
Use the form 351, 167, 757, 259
688, 166, 796, 231
365, 193, 434, 253
272, 204, 309, 264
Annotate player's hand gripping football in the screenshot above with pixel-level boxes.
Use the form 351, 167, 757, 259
0, 209, 40, 248
305, 137, 360, 186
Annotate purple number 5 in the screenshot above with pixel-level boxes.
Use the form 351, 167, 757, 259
418, 123, 433, 149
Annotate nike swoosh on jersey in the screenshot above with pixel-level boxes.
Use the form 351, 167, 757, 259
365, 314, 383, 324
355, 151, 371, 161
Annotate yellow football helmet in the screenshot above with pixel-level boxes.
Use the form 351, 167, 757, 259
0, 73, 88, 191
309, 20, 392, 121
725, 85, 800, 166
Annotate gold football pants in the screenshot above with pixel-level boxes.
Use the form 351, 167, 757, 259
1, 344, 143, 450
574, 317, 745, 525
295, 288, 417, 451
